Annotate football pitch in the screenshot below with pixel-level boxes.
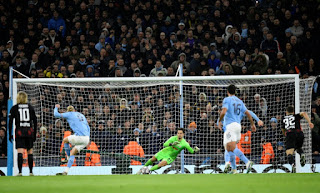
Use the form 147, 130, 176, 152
1, 173, 319, 193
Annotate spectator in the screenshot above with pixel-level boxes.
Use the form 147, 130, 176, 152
283, 43, 299, 68
84, 141, 101, 166
113, 126, 128, 153
186, 122, 198, 147
123, 139, 145, 165
248, 52, 268, 75
149, 60, 167, 77
0, 127, 6, 157
48, 10, 66, 37
189, 51, 201, 75
269, 118, 283, 148
221, 62, 234, 75
274, 142, 287, 164
208, 52, 221, 73
260, 136, 275, 164
170, 53, 190, 73
160, 16, 175, 37
260, 32, 280, 62
289, 19, 304, 37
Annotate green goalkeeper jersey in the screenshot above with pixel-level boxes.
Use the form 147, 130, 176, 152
160, 136, 195, 160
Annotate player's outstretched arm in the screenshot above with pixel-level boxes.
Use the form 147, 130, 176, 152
245, 110, 256, 132
54, 104, 62, 118
184, 142, 196, 154
249, 110, 264, 126
54, 104, 72, 119
300, 112, 314, 129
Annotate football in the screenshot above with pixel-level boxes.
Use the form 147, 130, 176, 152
141, 166, 150, 174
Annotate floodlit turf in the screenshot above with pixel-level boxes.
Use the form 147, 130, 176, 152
1, 173, 319, 193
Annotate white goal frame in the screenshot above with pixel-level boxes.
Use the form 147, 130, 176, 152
9, 74, 313, 175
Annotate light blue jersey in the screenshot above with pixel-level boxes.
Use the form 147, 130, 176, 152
222, 95, 248, 127
54, 107, 90, 136
222, 110, 260, 132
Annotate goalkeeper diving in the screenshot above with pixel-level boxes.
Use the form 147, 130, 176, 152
137, 128, 200, 174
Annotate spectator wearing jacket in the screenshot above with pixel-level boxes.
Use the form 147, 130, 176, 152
48, 10, 66, 37
85, 141, 101, 166
170, 53, 190, 73
260, 32, 280, 62
150, 60, 167, 77
260, 136, 275, 164
123, 139, 145, 165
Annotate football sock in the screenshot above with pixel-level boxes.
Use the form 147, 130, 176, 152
64, 143, 71, 157
145, 159, 153, 166
150, 165, 160, 171
224, 150, 230, 163
228, 151, 236, 170
288, 154, 294, 165
28, 154, 33, 173
18, 153, 23, 174
65, 155, 75, 173
234, 147, 249, 164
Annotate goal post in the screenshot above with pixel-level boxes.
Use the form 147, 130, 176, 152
8, 74, 316, 175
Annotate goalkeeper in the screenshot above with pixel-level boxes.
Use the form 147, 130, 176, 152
137, 128, 200, 174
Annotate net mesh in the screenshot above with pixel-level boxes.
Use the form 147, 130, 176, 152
14, 76, 315, 174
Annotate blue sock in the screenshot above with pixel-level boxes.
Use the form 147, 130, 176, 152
234, 147, 249, 164
228, 151, 236, 170
67, 155, 75, 168
64, 143, 70, 157
224, 150, 230, 163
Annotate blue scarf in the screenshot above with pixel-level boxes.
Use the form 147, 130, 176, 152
79, 60, 86, 65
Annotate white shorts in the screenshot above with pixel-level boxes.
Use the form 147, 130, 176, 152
67, 135, 90, 152
223, 122, 241, 148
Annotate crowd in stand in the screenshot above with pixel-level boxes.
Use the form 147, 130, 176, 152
0, 0, 320, 164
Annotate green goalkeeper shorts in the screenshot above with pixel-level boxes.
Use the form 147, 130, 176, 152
155, 150, 175, 164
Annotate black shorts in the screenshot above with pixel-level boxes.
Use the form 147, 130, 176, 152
15, 137, 34, 149
286, 131, 304, 150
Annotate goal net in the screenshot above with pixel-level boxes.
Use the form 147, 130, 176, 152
11, 75, 315, 175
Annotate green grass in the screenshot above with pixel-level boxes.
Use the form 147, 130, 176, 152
1, 173, 319, 193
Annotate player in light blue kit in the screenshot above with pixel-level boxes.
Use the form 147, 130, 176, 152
222, 110, 264, 173
217, 85, 256, 174
54, 104, 90, 175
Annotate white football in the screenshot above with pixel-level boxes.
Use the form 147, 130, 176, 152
142, 166, 150, 174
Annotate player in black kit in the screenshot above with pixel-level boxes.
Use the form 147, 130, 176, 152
282, 106, 314, 173
9, 91, 37, 176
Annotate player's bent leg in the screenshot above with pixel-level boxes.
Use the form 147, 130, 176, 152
234, 147, 249, 164
150, 160, 168, 171
296, 148, 306, 167
145, 156, 157, 166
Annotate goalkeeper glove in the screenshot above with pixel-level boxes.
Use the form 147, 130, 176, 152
169, 141, 180, 146
193, 146, 200, 153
